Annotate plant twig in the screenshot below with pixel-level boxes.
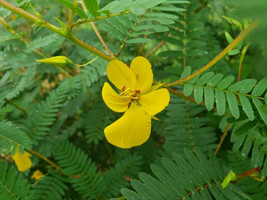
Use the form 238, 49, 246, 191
145, 41, 165, 57
4, 98, 28, 116
164, 21, 258, 87
80, 0, 113, 56
238, 45, 249, 82
66, 0, 78, 31
91, 21, 114, 56
214, 123, 230, 155
0, 0, 115, 62
72, 11, 131, 27
28, 149, 63, 171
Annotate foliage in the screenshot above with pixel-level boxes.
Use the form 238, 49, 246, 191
0, 0, 267, 199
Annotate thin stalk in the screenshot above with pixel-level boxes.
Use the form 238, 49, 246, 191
28, 149, 63, 171
90, 21, 114, 56
214, 123, 230, 155
80, 0, 113, 56
0, 0, 115, 62
72, 11, 131, 27
145, 41, 165, 57
238, 45, 249, 82
164, 21, 258, 87
4, 98, 28, 116
66, 0, 79, 31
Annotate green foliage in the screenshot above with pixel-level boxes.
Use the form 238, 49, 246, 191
0, 161, 34, 200
53, 141, 106, 199
103, 154, 142, 198
122, 149, 251, 200
0, 121, 32, 155
231, 120, 267, 176
182, 67, 267, 124
23, 79, 71, 144
98, 0, 184, 45
32, 171, 68, 200
0, 0, 266, 199
162, 96, 217, 157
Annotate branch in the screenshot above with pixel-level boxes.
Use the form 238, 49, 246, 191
145, 41, 165, 57
28, 149, 63, 171
80, 0, 113, 56
66, 0, 79, 31
164, 21, 258, 87
0, 0, 115, 62
214, 123, 230, 155
72, 11, 131, 27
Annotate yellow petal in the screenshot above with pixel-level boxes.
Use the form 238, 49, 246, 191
106, 60, 136, 91
130, 56, 153, 94
102, 82, 130, 112
11, 150, 32, 172
139, 88, 170, 116
104, 102, 151, 148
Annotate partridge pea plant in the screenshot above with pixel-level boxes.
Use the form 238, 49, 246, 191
0, 0, 267, 199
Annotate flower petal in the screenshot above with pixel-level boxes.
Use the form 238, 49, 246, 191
11, 150, 32, 172
139, 88, 170, 116
104, 102, 151, 148
106, 60, 136, 90
130, 56, 153, 93
102, 82, 130, 112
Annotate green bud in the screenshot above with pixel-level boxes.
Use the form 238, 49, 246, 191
221, 170, 236, 188
36, 56, 72, 67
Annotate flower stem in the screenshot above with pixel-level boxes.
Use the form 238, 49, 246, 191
164, 21, 258, 87
0, 0, 115, 62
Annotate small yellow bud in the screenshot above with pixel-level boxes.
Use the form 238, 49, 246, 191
36, 56, 72, 67
31, 169, 43, 180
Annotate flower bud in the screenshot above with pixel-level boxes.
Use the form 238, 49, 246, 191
36, 56, 72, 67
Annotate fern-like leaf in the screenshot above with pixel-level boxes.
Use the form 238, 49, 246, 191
32, 171, 68, 200
23, 79, 71, 144
231, 120, 267, 176
53, 141, 106, 199
98, 0, 185, 46
122, 149, 251, 200
182, 67, 267, 124
0, 121, 32, 155
103, 154, 142, 198
0, 161, 34, 200
162, 96, 217, 157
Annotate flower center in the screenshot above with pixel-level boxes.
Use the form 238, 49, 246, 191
120, 87, 140, 100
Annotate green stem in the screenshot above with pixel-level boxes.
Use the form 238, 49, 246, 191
72, 11, 131, 27
4, 98, 28, 116
66, 0, 79, 31
164, 21, 258, 87
0, 0, 115, 62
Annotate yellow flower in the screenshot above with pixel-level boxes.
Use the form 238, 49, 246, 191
102, 56, 170, 148
11, 148, 32, 172
31, 169, 43, 180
